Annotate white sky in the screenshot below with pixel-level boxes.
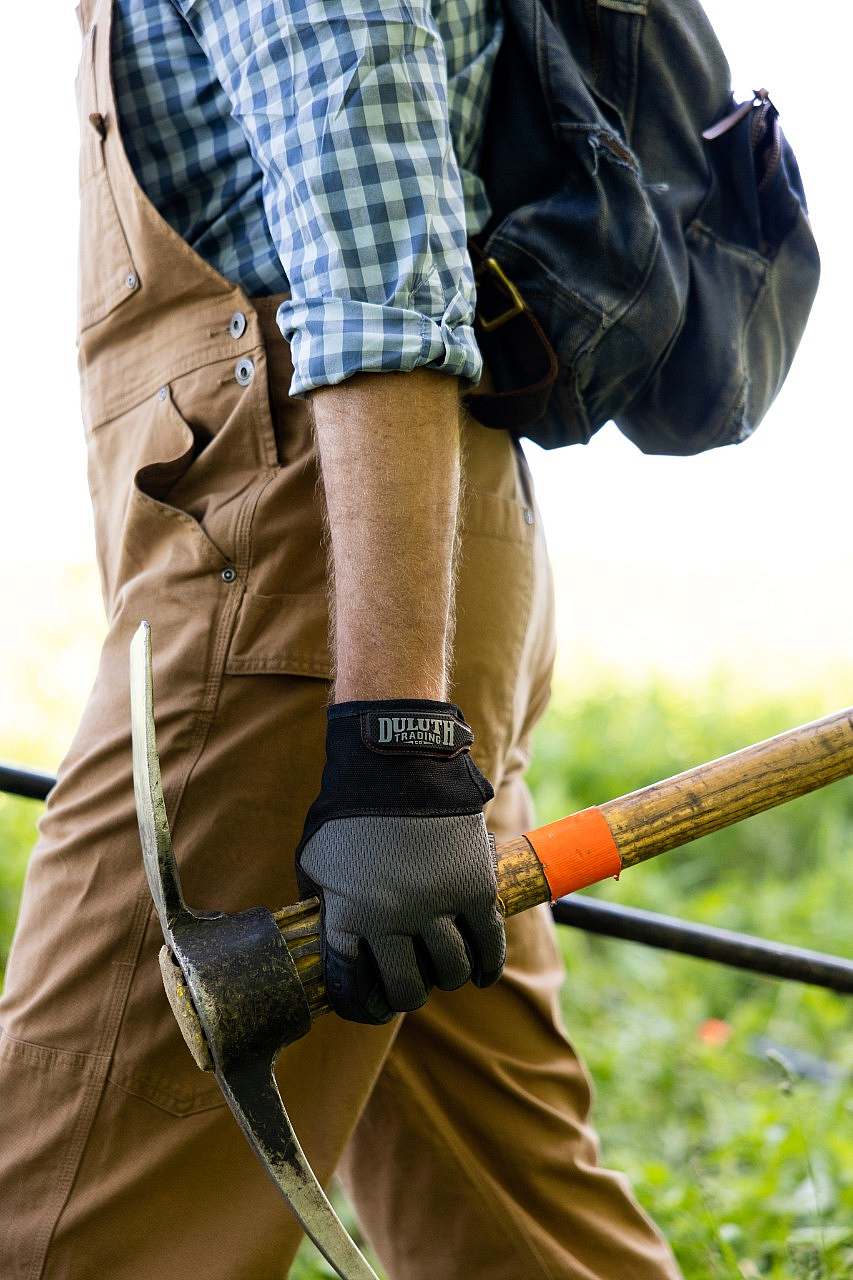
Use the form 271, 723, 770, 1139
0, 1, 849, 760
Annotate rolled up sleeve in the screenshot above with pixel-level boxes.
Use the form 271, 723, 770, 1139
175, 0, 485, 394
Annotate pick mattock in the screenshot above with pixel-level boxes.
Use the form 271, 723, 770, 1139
130, 622, 853, 1280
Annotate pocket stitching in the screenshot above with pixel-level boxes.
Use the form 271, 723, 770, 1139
107, 1064, 226, 1116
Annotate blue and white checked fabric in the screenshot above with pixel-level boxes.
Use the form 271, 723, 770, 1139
112, 1, 503, 395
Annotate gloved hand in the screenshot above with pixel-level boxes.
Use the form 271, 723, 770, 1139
296, 699, 506, 1024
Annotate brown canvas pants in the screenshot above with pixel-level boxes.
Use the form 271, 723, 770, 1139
0, 2, 682, 1276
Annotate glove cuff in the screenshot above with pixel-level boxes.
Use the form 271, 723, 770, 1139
297, 697, 494, 855
328, 698, 474, 759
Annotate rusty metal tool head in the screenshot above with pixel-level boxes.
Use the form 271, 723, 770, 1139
130, 621, 378, 1280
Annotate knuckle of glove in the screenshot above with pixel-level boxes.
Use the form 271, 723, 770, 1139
422, 918, 471, 991
372, 935, 430, 1013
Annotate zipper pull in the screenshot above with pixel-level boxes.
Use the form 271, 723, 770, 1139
702, 88, 774, 141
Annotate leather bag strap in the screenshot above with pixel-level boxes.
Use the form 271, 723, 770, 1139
464, 243, 559, 433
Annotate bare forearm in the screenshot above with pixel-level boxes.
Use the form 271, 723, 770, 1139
310, 370, 462, 702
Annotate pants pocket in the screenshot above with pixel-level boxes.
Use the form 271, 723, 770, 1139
131, 386, 232, 564
452, 423, 538, 783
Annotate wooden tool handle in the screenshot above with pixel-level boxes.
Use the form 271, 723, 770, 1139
500, 706, 853, 913
166, 705, 853, 1061
276, 706, 853, 1009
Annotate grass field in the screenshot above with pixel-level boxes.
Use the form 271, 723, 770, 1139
2, 678, 851, 1278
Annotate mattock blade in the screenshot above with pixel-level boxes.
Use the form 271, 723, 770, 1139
129, 622, 379, 1280
130, 621, 187, 932
218, 1056, 380, 1280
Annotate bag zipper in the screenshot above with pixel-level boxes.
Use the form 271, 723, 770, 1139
702, 88, 782, 190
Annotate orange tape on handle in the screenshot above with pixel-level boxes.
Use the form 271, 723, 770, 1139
525, 807, 622, 900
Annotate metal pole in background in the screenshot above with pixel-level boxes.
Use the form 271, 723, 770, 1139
2, 761, 852, 993
0, 762, 55, 803
551, 895, 853, 994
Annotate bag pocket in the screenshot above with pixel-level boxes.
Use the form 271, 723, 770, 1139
484, 115, 669, 448
620, 98, 820, 455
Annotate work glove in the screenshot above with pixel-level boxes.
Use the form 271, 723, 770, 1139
296, 699, 506, 1024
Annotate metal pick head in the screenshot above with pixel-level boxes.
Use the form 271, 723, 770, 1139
129, 622, 379, 1280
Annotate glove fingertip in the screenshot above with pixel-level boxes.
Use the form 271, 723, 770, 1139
324, 939, 395, 1026
457, 908, 506, 989
471, 957, 504, 990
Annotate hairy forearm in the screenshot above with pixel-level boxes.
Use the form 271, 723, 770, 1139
310, 370, 462, 702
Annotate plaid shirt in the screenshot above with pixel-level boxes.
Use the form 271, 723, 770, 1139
113, 0, 502, 395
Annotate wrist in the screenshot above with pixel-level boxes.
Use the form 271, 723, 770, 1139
332, 673, 448, 702
332, 629, 451, 703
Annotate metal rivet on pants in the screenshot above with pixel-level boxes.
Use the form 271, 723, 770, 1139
229, 311, 247, 339
523, 508, 535, 525
158, 385, 168, 401
234, 357, 255, 387
221, 566, 237, 583
126, 271, 138, 290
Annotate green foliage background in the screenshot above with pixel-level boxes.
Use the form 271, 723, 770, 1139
2, 679, 851, 1278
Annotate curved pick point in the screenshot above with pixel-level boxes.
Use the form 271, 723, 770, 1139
130, 621, 187, 933
217, 1055, 379, 1280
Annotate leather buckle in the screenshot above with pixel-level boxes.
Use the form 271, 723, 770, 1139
475, 256, 526, 332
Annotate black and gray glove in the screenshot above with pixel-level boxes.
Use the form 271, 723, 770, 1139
295, 699, 506, 1025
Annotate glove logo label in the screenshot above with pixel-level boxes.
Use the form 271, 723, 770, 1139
378, 715, 454, 748
363, 710, 472, 755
